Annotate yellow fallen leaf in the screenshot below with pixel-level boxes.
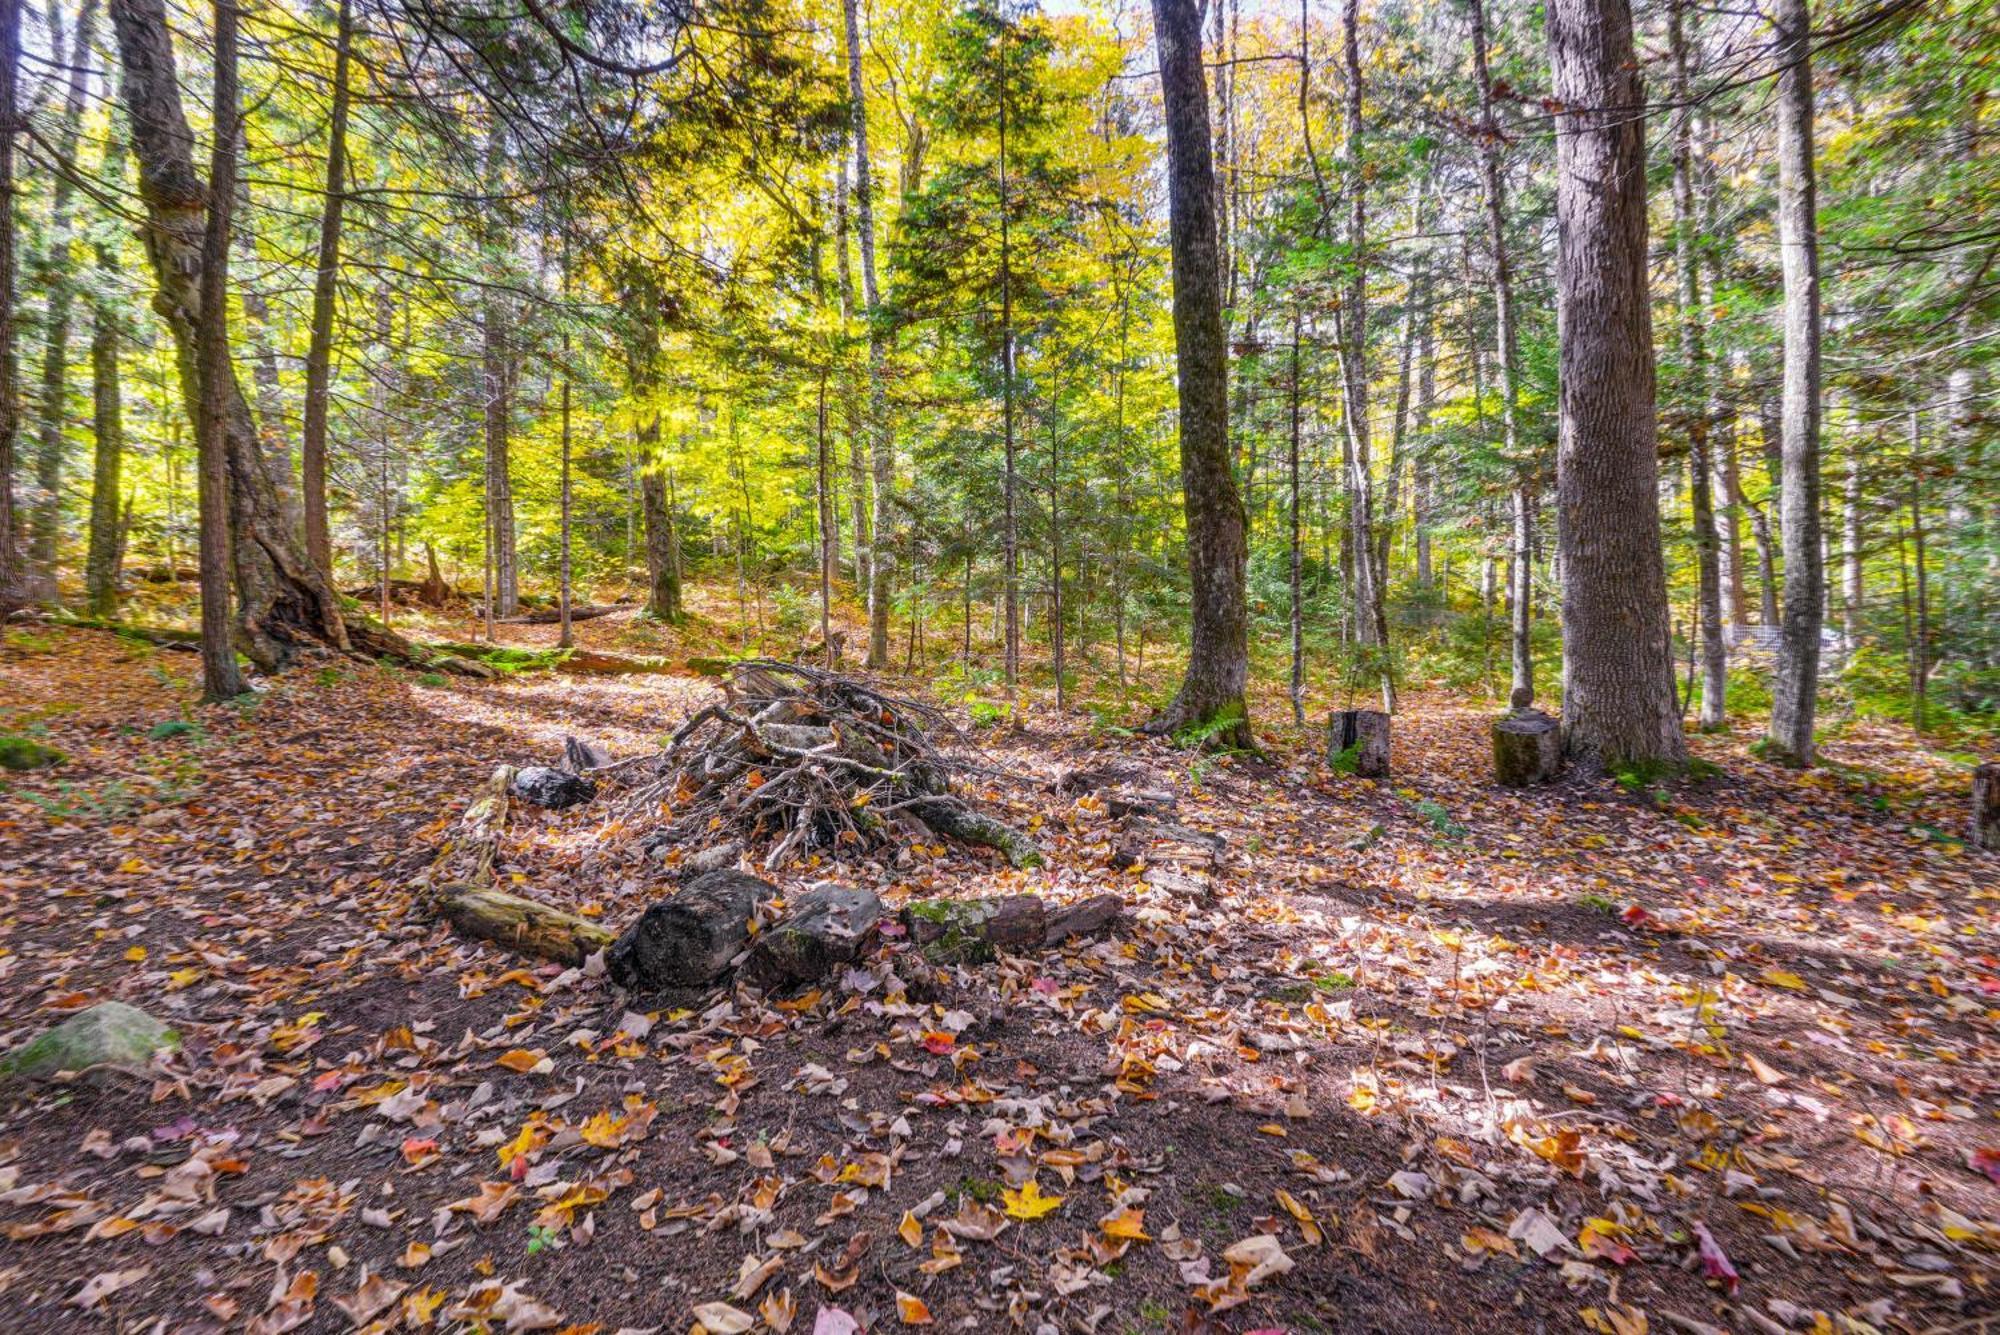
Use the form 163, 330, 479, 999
896, 1291, 934, 1325
898, 1210, 923, 1248
1001, 1179, 1063, 1220
1101, 1206, 1150, 1241
495, 1048, 547, 1073
1760, 968, 1808, 992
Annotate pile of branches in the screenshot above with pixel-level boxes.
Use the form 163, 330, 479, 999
621, 660, 1041, 869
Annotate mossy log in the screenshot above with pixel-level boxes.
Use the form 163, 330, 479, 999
1492, 709, 1562, 787
607, 870, 775, 990
909, 796, 1044, 868
902, 891, 1121, 964
436, 884, 614, 966
740, 883, 885, 990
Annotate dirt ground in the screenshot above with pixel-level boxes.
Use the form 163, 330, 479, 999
0, 609, 1993, 1335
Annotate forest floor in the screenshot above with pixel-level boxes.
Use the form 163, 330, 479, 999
0, 598, 1995, 1335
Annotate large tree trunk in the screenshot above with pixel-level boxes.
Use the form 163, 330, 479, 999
299, 0, 353, 577
194, 0, 246, 701
28, 0, 100, 585
844, 0, 893, 669
999, 23, 1020, 687
1670, 0, 1726, 730
481, 130, 517, 624
1544, 0, 1685, 768
1842, 436, 1864, 640
110, 0, 352, 671
0, 0, 18, 618
1145, 0, 1250, 748
1765, 0, 1825, 766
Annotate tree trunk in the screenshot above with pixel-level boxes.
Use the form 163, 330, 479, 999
110, 0, 352, 671
0, 0, 20, 617
844, 0, 893, 669
1972, 763, 2000, 852
1670, 0, 1726, 730
1145, 0, 1250, 748
1765, 0, 1825, 766
1469, 0, 1534, 710
299, 0, 353, 578
1289, 300, 1305, 726
194, 0, 246, 701
85, 276, 124, 617
1842, 435, 1864, 640
28, 0, 100, 585
1544, 0, 1685, 768
998, 24, 1021, 689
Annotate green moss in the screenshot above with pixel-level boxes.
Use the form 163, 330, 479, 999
0, 735, 64, 771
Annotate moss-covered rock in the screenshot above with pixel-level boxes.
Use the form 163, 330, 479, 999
1, 1002, 178, 1078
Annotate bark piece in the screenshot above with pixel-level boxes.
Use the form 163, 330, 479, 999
1492, 710, 1563, 787
1043, 893, 1123, 946
512, 766, 595, 810
607, 870, 775, 991
1974, 763, 2000, 852
436, 885, 613, 968
1328, 709, 1391, 778
741, 883, 885, 991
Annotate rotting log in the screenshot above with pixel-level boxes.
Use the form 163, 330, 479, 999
1974, 763, 2000, 851
1492, 709, 1562, 787
1329, 709, 1391, 778
902, 891, 1122, 964
553, 648, 678, 676
498, 603, 632, 625
740, 883, 884, 990
607, 870, 775, 991
437, 884, 613, 967
909, 796, 1044, 869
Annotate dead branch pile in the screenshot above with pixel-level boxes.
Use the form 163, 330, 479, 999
622, 660, 1042, 869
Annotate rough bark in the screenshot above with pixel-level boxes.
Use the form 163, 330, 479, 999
843, 0, 893, 669
28, 0, 100, 583
1973, 763, 2000, 852
85, 285, 123, 617
1670, 0, 1726, 730
1841, 436, 1864, 640
1492, 708, 1562, 787
0, 0, 18, 617
1544, 0, 1685, 768
902, 892, 1120, 965
740, 883, 884, 991
607, 870, 774, 991
1765, 0, 1825, 766
1145, 0, 1250, 749
299, 0, 353, 577
109, 0, 352, 671
1328, 708, 1391, 778
194, 0, 245, 700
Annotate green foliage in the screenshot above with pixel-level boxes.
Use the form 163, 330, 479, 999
1577, 893, 1617, 914
1171, 703, 1248, 752
148, 719, 200, 742
0, 735, 65, 771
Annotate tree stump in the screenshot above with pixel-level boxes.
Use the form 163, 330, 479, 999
1492, 710, 1563, 787
740, 884, 885, 991
1328, 709, 1391, 778
607, 870, 775, 990
1974, 763, 2000, 851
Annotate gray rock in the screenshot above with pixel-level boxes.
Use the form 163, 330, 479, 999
512, 765, 596, 809
2, 1002, 179, 1079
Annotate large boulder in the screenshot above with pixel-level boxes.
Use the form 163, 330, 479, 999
2, 1002, 178, 1079
511, 766, 596, 810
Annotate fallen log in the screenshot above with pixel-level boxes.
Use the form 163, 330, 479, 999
436, 884, 614, 967
902, 891, 1122, 964
740, 883, 884, 990
607, 870, 775, 991
907, 796, 1044, 869
497, 603, 633, 625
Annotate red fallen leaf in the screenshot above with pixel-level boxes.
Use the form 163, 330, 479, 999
920, 1031, 956, 1055
401, 1137, 439, 1167
1968, 1147, 2000, 1185
1690, 1220, 1739, 1295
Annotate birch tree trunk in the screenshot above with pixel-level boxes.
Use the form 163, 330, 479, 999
1765, 0, 1826, 766
1146, 0, 1250, 747
1544, 0, 1685, 767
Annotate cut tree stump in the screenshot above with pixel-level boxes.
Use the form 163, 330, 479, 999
1328, 709, 1391, 778
902, 892, 1122, 964
436, 885, 614, 967
1974, 763, 2000, 851
740, 883, 885, 990
607, 870, 775, 990
1492, 709, 1562, 787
